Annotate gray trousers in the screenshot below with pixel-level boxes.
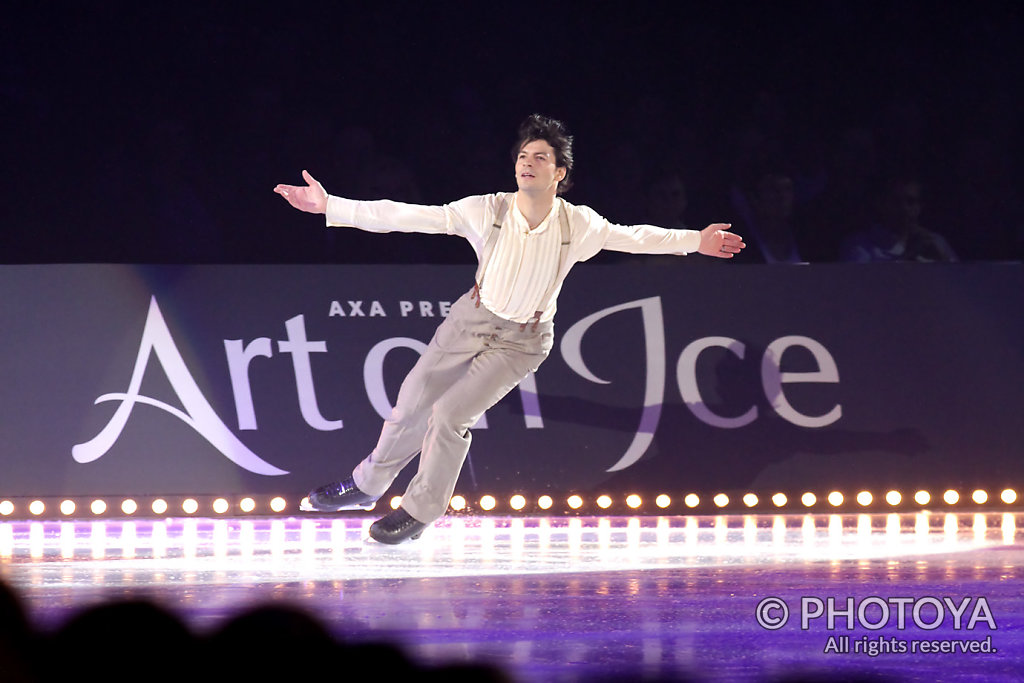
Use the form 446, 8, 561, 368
352, 288, 554, 524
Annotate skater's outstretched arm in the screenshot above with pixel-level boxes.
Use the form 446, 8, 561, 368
274, 170, 488, 242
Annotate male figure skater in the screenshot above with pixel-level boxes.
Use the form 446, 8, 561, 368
274, 114, 745, 544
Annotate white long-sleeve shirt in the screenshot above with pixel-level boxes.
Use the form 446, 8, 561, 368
326, 192, 701, 323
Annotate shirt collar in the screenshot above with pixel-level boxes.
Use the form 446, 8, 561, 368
511, 195, 557, 235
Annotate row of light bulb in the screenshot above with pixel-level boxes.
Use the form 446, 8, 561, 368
449, 487, 1019, 512
0, 487, 1018, 519
0, 497, 289, 518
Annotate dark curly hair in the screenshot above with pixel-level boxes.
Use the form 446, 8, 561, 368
512, 113, 574, 194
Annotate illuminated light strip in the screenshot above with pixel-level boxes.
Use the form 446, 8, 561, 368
0, 512, 1016, 560
3, 497, 299, 518
0, 486, 1017, 520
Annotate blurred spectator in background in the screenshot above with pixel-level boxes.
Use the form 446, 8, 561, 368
730, 165, 813, 264
44, 599, 198, 683
840, 177, 958, 262
302, 119, 475, 265
608, 167, 694, 267
367, 155, 423, 204
594, 139, 647, 224
803, 127, 880, 262
645, 169, 690, 229
0, 580, 35, 683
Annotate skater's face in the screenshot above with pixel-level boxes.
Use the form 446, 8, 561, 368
515, 139, 566, 195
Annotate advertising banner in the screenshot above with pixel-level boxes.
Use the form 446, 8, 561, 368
1, 263, 1021, 501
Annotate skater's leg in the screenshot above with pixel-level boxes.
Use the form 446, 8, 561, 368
399, 343, 549, 524
351, 290, 487, 496
352, 339, 476, 496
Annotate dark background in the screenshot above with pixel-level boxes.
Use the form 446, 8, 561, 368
3, 1, 1022, 265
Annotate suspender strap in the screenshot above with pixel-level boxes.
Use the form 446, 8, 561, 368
472, 196, 510, 307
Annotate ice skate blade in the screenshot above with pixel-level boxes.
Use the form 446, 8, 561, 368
300, 497, 376, 513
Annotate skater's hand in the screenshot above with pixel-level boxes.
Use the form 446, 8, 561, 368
274, 170, 328, 214
698, 223, 745, 258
